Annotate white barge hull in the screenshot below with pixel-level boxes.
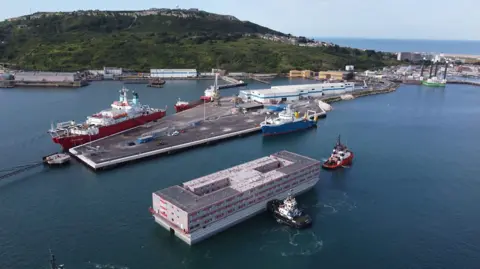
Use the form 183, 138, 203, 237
153, 176, 319, 245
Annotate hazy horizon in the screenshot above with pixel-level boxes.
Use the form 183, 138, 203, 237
2, 1, 479, 40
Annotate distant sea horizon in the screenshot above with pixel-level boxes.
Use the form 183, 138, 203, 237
314, 37, 480, 55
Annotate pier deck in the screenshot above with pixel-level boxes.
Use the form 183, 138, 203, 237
70, 98, 324, 170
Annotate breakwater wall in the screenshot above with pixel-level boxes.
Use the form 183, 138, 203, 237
322, 83, 400, 104
1, 80, 89, 88
447, 80, 480, 86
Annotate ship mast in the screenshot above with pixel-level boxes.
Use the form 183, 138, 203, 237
49, 249, 57, 269
122, 86, 129, 105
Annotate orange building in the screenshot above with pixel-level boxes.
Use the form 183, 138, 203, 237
289, 70, 314, 78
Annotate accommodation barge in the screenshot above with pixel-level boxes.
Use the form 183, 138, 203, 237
150, 151, 321, 245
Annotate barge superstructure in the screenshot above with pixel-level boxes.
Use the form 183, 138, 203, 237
150, 151, 321, 245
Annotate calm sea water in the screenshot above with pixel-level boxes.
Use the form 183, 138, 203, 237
317, 38, 480, 54
1, 79, 480, 269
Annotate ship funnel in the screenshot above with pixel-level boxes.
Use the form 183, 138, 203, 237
132, 91, 139, 105
119, 90, 124, 102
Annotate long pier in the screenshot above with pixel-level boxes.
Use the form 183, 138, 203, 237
70, 98, 323, 170
70, 79, 398, 171
389, 79, 480, 87
249, 75, 271, 84
218, 76, 247, 89
447, 80, 480, 86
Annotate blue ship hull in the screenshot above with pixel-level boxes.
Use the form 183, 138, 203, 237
261, 120, 317, 136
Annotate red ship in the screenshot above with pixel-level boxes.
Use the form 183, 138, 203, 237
174, 98, 204, 113
174, 74, 219, 113
322, 135, 354, 170
48, 87, 166, 150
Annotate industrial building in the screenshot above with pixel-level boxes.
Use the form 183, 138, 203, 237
150, 69, 198, 78
13, 72, 80, 82
239, 82, 355, 104
397, 52, 424, 62
289, 70, 314, 78
317, 71, 345, 80
103, 67, 123, 75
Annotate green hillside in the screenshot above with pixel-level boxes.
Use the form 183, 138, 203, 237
0, 9, 398, 72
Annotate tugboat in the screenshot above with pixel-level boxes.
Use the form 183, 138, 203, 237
42, 153, 71, 166
147, 78, 166, 88
49, 249, 65, 269
267, 194, 312, 229
322, 135, 354, 170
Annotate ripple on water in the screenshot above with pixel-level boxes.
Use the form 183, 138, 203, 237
309, 191, 357, 216
259, 227, 323, 257
87, 262, 129, 269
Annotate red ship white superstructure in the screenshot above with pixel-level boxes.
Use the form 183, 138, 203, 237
322, 135, 354, 169
174, 73, 219, 113
174, 98, 203, 113
48, 87, 166, 150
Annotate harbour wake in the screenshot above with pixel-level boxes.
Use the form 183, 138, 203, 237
309, 191, 357, 215
87, 262, 129, 269
259, 227, 323, 257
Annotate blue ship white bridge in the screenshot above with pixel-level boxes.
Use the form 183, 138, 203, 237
239, 82, 355, 104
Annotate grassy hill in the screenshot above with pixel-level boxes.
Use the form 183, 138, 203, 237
0, 9, 398, 72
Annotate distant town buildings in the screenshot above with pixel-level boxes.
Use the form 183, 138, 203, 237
258, 34, 334, 48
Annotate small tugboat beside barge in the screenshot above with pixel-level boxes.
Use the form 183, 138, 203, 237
267, 194, 312, 229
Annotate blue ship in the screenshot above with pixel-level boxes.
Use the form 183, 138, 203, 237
260, 105, 323, 136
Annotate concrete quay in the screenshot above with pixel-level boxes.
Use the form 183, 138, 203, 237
70, 98, 324, 170
1, 80, 89, 88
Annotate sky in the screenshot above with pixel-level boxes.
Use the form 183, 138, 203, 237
1, 0, 479, 40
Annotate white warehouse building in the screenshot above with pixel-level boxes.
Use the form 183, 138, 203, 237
239, 82, 355, 104
150, 69, 198, 78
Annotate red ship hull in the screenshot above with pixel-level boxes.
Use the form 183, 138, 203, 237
322, 152, 354, 170
52, 110, 166, 150
174, 99, 204, 113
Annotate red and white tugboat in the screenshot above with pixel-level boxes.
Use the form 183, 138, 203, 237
174, 98, 204, 113
48, 87, 167, 150
322, 135, 354, 170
